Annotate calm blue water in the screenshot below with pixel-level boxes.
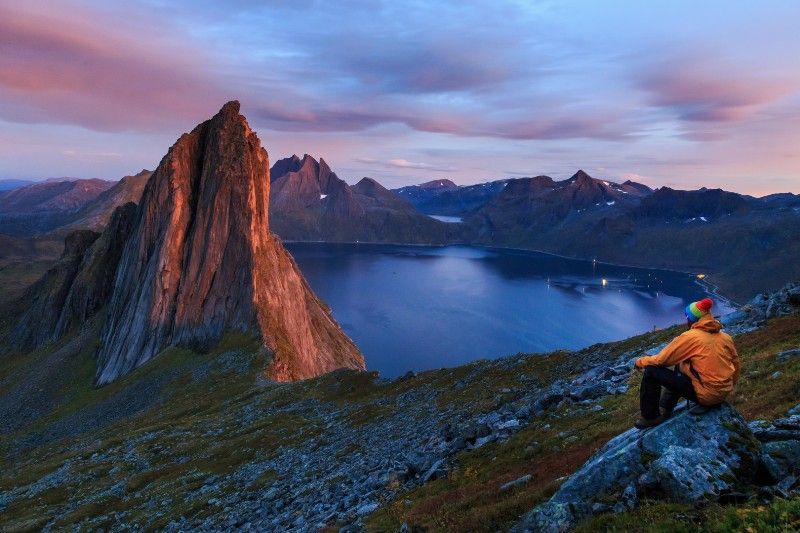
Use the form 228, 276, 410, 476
285, 243, 731, 378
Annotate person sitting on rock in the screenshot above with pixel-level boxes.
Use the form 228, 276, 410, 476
633, 297, 740, 429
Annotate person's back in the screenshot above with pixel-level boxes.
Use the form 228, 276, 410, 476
634, 298, 740, 429
660, 315, 739, 405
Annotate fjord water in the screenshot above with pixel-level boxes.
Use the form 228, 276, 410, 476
286, 243, 731, 378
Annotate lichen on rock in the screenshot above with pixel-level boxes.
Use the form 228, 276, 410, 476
512, 403, 778, 533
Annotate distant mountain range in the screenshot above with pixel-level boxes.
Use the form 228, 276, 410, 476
2, 159, 799, 302
394, 178, 509, 216
0, 172, 150, 236
269, 154, 459, 244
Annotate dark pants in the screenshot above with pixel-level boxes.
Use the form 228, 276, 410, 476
640, 366, 698, 419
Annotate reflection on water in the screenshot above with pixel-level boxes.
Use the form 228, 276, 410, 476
286, 243, 731, 378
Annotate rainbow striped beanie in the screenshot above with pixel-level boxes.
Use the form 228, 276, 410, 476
685, 297, 713, 323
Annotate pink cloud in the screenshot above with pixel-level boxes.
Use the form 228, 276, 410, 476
639, 58, 795, 123
0, 3, 224, 132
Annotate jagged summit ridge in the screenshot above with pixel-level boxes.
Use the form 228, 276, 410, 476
96, 101, 364, 385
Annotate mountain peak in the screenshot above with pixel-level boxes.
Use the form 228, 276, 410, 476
418, 179, 458, 190
269, 154, 303, 181
354, 176, 383, 190
217, 100, 241, 119
95, 103, 364, 384
569, 169, 594, 184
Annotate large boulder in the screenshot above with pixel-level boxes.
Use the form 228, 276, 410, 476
512, 404, 776, 533
752, 414, 800, 477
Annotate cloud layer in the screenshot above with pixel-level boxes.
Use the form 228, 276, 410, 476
0, 0, 798, 194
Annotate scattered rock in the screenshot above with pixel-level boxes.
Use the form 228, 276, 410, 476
777, 348, 800, 363
763, 441, 800, 476
421, 459, 447, 483
500, 474, 532, 492
356, 502, 379, 516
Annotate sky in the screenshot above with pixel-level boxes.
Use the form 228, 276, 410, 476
1, 0, 799, 195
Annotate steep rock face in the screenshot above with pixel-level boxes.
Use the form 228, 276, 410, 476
5, 204, 139, 352
53, 203, 138, 337
96, 102, 364, 385
269, 154, 302, 183
8, 230, 99, 351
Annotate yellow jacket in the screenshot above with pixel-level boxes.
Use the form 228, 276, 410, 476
635, 314, 740, 405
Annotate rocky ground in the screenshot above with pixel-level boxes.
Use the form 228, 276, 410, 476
0, 283, 799, 532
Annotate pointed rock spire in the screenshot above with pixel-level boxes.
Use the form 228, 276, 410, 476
95, 101, 364, 384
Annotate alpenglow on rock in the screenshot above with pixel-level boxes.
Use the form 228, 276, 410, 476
96, 101, 364, 385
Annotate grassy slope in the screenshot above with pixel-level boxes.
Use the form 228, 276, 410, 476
0, 316, 798, 531
0, 234, 61, 306
365, 315, 800, 532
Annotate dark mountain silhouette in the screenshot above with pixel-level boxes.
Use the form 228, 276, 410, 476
465, 171, 799, 301
633, 187, 751, 220
394, 178, 509, 216
467, 171, 650, 241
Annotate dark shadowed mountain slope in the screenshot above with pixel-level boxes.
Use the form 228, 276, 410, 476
394, 178, 509, 216
4, 229, 100, 351
269, 154, 304, 182
96, 102, 364, 385
633, 186, 752, 220
3, 203, 138, 352
467, 170, 650, 241
466, 173, 800, 301
269, 155, 458, 243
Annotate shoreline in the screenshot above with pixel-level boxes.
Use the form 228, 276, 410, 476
280, 238, 740, 308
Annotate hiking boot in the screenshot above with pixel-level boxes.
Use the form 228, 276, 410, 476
635, 415, 664, 430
